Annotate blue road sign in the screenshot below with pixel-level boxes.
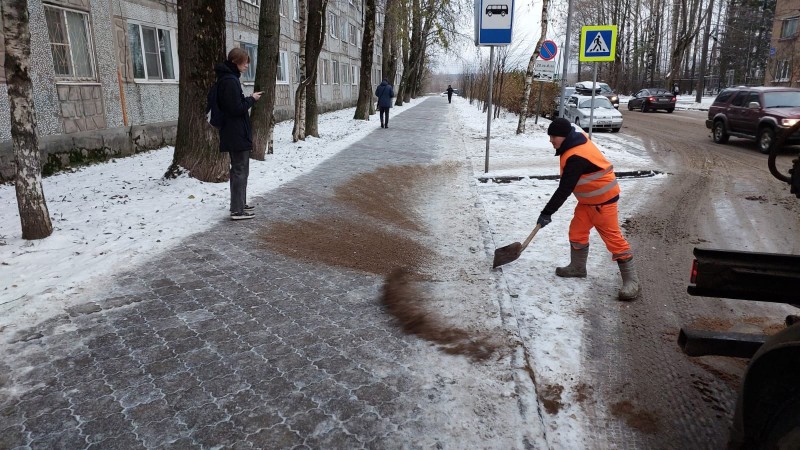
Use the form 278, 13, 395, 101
580, 25, 617, 62
474, 0, 515, 46
540, 40, 557, 61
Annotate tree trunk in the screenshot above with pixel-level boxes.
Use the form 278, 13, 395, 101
168, 0, 228, 182
695, 0, 714, 102
251, 0, 281, 159
2, 0, 52, 240
292, 0, 308, 142
382, 0, 399, 85
354, 0, 376, 119
304, 0, 328, 137
516, 0, 549, 134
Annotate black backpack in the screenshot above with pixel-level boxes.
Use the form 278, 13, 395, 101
206, 75, 235, 129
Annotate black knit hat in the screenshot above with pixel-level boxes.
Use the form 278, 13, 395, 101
547, 118, 573, 137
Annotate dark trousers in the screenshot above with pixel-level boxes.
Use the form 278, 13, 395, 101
379, 107, 390, 127
229, 150, 249, 213
448, 94, 452, 103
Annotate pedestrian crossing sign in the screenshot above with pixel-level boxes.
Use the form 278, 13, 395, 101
580, 25, 617, 62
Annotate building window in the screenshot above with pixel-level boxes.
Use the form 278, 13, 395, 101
352, 65, 357, 85
239, 42, 257, 82
241, 0, 260, 5
777, 60, 791, 81
349, 23, 357, 45
341, 63, 349, 85
293, 0, 299, 21
293, 53, 301, 83
44, 5, 96, 79
322, 59, 329, 84
332, 60, 340, 84
781, 17, 799, 39
329, 13, 338, 39
341, 20, 347, 42
127, 22, 177, 81
277, 51, 288, 83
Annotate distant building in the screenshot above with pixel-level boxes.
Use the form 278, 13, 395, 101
766, 0, 800, 86
0, 0, 394, 180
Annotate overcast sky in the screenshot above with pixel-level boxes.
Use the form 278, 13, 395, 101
434, 0, 572, 76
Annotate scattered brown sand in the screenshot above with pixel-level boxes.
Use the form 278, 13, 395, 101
610, 400, 660, 434
334, 163, 459, 233
688, 317, 734, 332
381, 269, 502, 361
540, 383, 565, 415
573, 382, 593, 403
260, 216, 427, 276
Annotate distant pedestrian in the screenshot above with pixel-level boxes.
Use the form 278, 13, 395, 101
536, 118, 641, 301
673, 83, 680, 96
215, 47, 263, 220
446, 85, 454, 103
375, 78, 395, 129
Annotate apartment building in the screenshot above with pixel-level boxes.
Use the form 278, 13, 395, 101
0, 0, 390, 179
766, 0, 800, 85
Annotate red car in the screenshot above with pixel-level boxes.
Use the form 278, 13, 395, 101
627, 88, 677, 113
705, 86, 800, 154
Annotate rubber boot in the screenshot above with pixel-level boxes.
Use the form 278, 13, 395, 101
617, 258, 641, 301
555, 247, 588, 278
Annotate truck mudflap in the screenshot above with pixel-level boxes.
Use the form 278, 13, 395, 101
729, 323, 800, 449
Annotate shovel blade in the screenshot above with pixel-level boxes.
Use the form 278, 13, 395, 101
493, 242, 522, 268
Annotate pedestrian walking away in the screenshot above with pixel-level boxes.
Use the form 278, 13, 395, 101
535, 117, 641, 301
375, 78, 395, 129
673, 83, 680, 96
215, 47, 262, 220
446, 84, 454, 104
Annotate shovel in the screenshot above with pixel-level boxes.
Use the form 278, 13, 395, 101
492, 224, 542, 268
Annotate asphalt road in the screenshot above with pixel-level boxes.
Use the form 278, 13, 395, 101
581, 107, 800, 448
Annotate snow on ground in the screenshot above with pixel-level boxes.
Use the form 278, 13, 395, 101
452, 96, 669, 447
0, 99, 423, 328
0, 93, 710, 446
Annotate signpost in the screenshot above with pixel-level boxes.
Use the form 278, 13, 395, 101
474, 0, 514, 173
579, 25, 617, 139
533, 41, 558, 124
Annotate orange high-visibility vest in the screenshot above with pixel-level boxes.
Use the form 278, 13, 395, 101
559, 137, 620, 205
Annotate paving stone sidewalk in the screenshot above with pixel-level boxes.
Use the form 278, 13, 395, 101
0, 98, 540, 449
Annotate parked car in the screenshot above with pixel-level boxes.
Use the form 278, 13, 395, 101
564, 94, 623, 132
628, 88, 676, 112
575, 81, 620, 109
547, 86, 576, 119
705, 86, 800, 154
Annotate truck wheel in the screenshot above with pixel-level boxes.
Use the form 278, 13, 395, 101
758, 127, 775, 154
729, 324, 800, 449
713, 121, 730, 144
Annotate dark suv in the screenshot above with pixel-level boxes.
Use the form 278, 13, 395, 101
706, 87, 800, 154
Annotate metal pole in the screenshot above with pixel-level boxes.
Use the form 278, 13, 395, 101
589, 62, 597, 140
558, 0, 575, 118
535, 82, 543, 125
485, 45, 494, 174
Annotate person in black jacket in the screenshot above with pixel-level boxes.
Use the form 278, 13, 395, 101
215, 48, 262, 220
446, 85, 454, 103
375, 79, 395, 128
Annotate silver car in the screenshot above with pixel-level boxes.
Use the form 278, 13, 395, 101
564, 95, 623, 132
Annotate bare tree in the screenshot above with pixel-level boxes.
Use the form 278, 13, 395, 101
354, 0, 377, 119
515, 0, 550, 134
2, 0, 53, 240
292, 0, 328, 140
304, 0, 329, 137
382, 0, 400, 85
167, 0, 228, 182
250, 0, 281, 159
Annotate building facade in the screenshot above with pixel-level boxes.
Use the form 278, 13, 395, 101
0, 0, 390, 179
766, 0, 800, 86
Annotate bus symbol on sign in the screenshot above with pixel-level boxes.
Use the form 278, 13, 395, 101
485, 4, 508, 16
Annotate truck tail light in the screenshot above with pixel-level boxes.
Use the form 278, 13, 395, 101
690, 259, 698, 284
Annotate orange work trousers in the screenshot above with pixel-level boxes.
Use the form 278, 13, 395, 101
568, 202, 632, 261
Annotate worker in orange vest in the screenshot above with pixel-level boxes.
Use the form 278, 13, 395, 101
536, 118, 640, 301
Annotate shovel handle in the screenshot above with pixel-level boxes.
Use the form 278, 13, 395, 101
520, 224, 541, 252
